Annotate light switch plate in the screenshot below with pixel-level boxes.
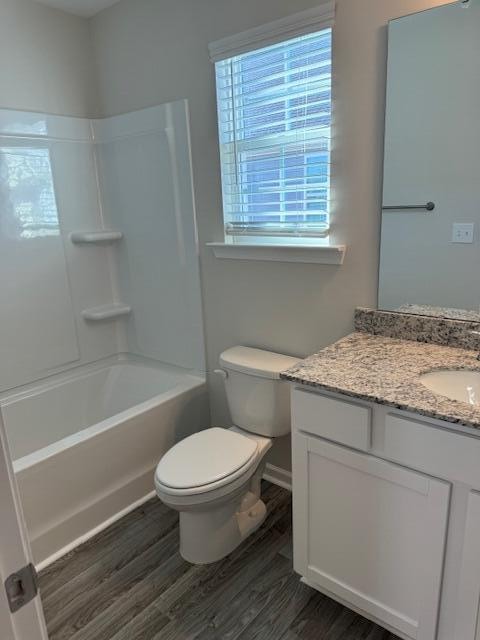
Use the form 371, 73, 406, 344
452, 223, 475, 243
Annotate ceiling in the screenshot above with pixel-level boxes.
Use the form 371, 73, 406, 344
32, 0, 122, 17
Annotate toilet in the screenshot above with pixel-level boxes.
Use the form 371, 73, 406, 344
154, 346, 300, 564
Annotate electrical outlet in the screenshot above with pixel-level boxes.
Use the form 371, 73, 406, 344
452, 223, 475, 244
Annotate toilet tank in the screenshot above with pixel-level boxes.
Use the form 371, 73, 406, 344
219, 347, 301, 437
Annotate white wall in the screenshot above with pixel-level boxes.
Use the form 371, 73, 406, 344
379, 1, 480, 313
0, 0, 97, 117
90, 0, 454, 468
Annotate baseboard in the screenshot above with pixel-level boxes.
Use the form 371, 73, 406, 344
263, 463, 292, 491
36, 465, 290, 571
36, 490, 156, 572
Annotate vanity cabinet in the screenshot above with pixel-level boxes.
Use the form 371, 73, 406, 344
293, 433, 449, 640
291, 387, 480, 640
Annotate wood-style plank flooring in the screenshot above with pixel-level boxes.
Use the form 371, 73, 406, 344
39, 484, 399, 640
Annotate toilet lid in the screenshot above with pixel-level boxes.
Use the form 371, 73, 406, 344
155, 427, 258, 490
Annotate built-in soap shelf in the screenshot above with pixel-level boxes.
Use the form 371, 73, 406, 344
70, 230, 123, 244
82, 304, 132, 322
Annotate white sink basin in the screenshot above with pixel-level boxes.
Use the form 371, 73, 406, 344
419, 370, 480, 406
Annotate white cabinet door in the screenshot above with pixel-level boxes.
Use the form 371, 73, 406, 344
452, 491, 480, 640
293, 434, 450, 640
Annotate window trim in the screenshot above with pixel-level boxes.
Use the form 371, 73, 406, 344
206, 242, 346, 265
209, 4, 338, 255
208, 4, 335, 63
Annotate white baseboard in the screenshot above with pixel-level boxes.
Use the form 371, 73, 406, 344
36, 490, 156, 572
263, 463, 292, 491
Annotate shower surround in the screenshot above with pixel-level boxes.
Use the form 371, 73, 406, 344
0, 101, 208, 565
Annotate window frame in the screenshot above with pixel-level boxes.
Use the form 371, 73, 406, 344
209, 5, 336, 249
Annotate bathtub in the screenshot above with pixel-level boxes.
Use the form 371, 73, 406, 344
1, 356, 209, 566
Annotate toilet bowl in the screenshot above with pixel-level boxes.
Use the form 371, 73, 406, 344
155, 427, 272, 563
154, 346, 300, 564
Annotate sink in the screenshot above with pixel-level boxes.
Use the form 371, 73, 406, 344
419, 370, 480, 405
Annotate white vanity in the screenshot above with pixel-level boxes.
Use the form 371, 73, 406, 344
284, 0, 480, 635
284, 320, 480, 640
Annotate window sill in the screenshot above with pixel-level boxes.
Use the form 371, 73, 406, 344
206, 242, 346, 265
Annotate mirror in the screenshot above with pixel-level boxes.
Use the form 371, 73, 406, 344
378, 0, 480, 321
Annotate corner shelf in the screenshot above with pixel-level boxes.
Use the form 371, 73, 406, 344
70, 230, 123, 245
82, 304, 132, 322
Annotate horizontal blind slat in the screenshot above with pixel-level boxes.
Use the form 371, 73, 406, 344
218, 95, 331, 118
219, 115, 331, 138
217, 47, 331, 76
222, 76, 331, 102
220, 58, 331, 89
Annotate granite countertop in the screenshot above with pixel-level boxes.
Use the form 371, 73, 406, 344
281, 332, 480, 430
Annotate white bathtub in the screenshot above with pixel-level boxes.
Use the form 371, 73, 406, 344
1, 356, 209, 566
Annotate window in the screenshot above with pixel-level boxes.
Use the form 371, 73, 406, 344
215, 28, 332, 244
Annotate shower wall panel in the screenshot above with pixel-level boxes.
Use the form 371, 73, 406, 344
95, 101, 205, 372
0, 109, 123, 393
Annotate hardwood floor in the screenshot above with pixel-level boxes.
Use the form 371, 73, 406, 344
39, 484, 399, 640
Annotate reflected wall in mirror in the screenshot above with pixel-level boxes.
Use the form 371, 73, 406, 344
378, 0, 480, 322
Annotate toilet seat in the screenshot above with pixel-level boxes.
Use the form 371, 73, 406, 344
155, 427, 265, 498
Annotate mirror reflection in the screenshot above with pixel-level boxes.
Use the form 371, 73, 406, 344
378, 0, 480, 321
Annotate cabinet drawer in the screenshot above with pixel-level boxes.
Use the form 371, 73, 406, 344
383, 413, 480, 488
292, 388, 371, 451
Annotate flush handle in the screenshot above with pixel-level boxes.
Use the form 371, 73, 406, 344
214, 369, 228, 380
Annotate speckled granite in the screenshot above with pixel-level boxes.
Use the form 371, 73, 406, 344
281, 332, 480, 430
397, 304, 480, 323
355, 307, 480, 350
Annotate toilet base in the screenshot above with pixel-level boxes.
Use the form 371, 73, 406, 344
179, 492, 267, 564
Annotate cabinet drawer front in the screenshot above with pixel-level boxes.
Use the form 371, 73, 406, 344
292, 388, 371, 450
383, 413, 480, 488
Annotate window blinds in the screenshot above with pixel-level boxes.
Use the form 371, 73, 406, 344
215, 28, 332, 239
